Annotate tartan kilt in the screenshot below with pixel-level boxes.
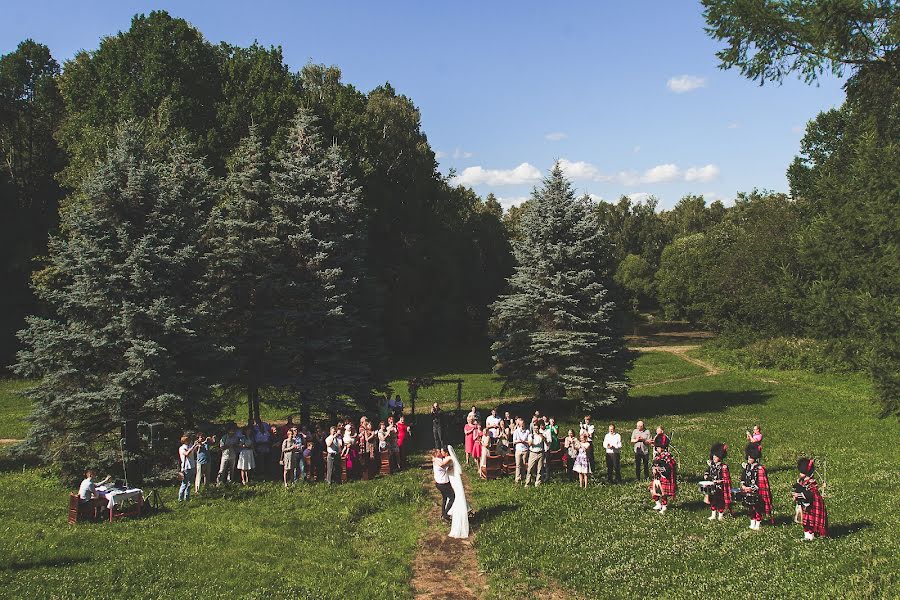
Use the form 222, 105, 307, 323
721, 464, 732, 508
802, 488, 828, 536
758, 465, 773, 518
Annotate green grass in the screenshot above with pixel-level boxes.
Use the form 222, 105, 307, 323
627, 350, 706, 384
0, 378, 33, 439
465, 364, 899, 598
0, 469, 426, 598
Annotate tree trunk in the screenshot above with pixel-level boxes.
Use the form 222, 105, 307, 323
300, 390, 310, 427
248, 383, 260, 424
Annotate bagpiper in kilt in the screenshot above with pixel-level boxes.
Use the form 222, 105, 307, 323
649, 433, 676, 513
739, 443, 772, 530
704, 442, 731, 521
793, 457, 828, 540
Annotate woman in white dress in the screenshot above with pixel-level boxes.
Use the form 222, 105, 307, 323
237, 426, 256, 485
446, 445, 470, 539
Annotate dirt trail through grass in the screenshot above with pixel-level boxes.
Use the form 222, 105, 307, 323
630, 345, 720, 388
410, 457, 486, 600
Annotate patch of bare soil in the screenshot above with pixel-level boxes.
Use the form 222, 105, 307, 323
0, 439, 22, 445
411, 460, 486, 600
625, 329, 715, 347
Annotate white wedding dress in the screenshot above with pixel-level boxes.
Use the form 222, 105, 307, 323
447, 445, 470, 539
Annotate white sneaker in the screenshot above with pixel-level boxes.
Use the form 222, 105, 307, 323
804, 531, 815, 541
749, 519, 757, 530
659, 504, 667, 514
717, 511, 725, 521
708, 512, 717, 521
653, 501, 662, 511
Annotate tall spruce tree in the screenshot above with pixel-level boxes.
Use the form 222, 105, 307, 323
490, 165, 631, 411
13, 124, 219, 475
205, 128, 276, 422
268, 110, 379, 420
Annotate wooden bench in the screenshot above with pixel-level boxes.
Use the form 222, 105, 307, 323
480, 453, 503, 480
501, 452, 517, 477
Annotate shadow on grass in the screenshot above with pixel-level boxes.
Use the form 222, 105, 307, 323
2, 556, 91, 571
603, 389, 773, 420
830, 520, 872, 539
471, 502, 519, 527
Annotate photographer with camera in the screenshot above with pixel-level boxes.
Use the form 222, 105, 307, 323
194, 431, 215, 493
217, 423, 242, 485
178, 435, 202, 502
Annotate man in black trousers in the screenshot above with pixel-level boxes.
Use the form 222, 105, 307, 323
432, 449, 454, 522
431, 402, 444, 450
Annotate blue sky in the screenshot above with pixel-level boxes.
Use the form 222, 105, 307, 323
3, 1, 846, 209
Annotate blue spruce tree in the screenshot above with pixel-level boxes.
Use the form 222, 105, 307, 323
490, 164, 631, 411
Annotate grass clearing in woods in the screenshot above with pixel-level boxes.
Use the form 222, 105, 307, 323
464, 363, 899, 598
0, 467, 426, 598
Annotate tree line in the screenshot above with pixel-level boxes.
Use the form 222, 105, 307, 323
1, 4, 896, 477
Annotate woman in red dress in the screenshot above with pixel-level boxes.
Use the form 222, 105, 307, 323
470, 420, 483, 466
463, 415, 477, 463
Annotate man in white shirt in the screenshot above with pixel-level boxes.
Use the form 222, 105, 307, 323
78, 469, 110, 502
512, 418, 530, 484
603, 423, 623, 483
432, 449, 454, 521
325, 426, 341, 484
485, 409, 501, 438
580, 415, 596, 472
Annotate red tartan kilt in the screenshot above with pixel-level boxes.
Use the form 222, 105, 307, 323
650, 477, 676, 497
802, 495, 828, 536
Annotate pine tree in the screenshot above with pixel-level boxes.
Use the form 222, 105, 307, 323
268, 109, 381, 419
13, 123, 219, 475
204, 128, 276, 422
490, 164, 631, 411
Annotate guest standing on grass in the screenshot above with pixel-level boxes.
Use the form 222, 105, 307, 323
513, 418, 529, 484
525, 423, 546, 487
325, 426, 340, 484
486, 409, 501, 438
603, 424, 622, 483
564, 429, 579, 482
217, 423, 241, 485
397, 415, 411, 469
740, 444, 772, 530
471, 420, 484, 466
463, 415, 477, 464
793, 457, 828, 540
237, 426, 256, 485
580, 415, 596, 472
573, 432, 592, 488
178, 435, 201, 502
281, 429, 299, 486
194, 432, 214, 493
432, 403, 444, 450
631, 421, 651, 481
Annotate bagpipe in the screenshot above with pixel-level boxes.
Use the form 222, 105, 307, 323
792, 482, 813, 508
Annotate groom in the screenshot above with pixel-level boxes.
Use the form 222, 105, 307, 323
432, 449, 455, 522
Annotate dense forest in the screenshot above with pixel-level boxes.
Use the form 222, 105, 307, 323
1, 6, 896, 471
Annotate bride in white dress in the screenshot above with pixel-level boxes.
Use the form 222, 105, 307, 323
446, 445, 470, 539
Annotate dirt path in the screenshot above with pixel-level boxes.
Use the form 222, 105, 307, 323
410, 460, 487, 600
631, 345, 779, 387
0, 439, 22, 445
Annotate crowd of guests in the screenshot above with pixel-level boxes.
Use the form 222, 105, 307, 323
174, 407, 412, 501
459, 407, 660, 488
458, 409, 827, 540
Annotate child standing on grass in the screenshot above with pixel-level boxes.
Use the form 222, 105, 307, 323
705, 443, 732, 521
572, 432, 591, 488
740, 444, 772, 530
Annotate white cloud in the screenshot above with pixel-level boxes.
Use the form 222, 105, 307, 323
496, 195, 529, 210
558, 158, 601, 181
633, 145, 641, 153
642, 163, 681, 184
667, 74, 707, 93
727, 122, 741, 129
434, 150, 447, 159
684, 164, 720, 183
545, 132, 567, 141
628, 192, 653, 203
586, 193, 604, 203
452, 147, 474, 159
452, 162, 542, 186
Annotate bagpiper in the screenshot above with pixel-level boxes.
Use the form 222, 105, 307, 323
793, 457, 828, 540
650, 432, 676, 514
704, 442, 732, 521
739, 443, 772, 530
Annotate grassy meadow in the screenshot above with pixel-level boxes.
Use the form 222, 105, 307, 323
0, 347, 896, 598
